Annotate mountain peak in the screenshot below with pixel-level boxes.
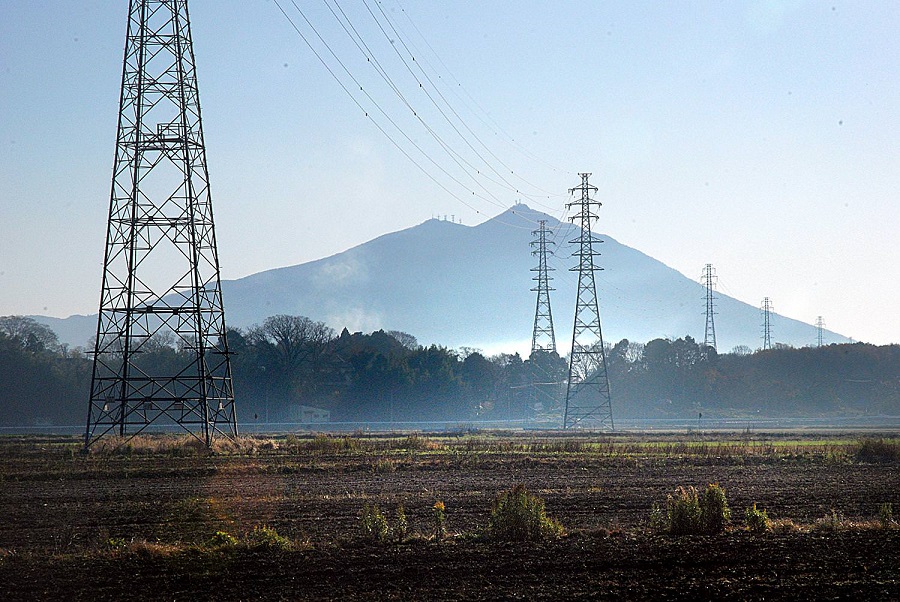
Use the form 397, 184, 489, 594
38, 207, 848, 352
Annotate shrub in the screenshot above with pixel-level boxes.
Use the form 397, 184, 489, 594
245, 525, 292, 551
878, 503, 893, 529
745, 503, 770, 534
488, 484, 564, 541
667, 486, 702, 536
855, 438, 900, 463
700, 483, 731, 534
662, 483, 730, 535
360, 504, 389, 542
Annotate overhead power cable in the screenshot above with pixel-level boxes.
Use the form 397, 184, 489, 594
320, 0, 510, 210
274, 0, 499, 217
364, 0, 562, 203
391, 0, 576, 181
272, 0, 576, 226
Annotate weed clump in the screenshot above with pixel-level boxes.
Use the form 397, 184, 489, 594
813, 509, 845, 532
700, 483, 731, 534
657, 483, 731, 536
360, 504, 389, 542
245, 525, 292, 551
395, 433, 438, 451
393, 505, 409, 543
878, 503, 894, 529
105, 537, 128, 551
487, 484, 564, 541
854, 438, 900, 463
207, 530, 238, 548
745, 503, 770, 534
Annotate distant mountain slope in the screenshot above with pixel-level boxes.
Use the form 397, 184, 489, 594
222, 204, 844, 351
36, 205, 846, 351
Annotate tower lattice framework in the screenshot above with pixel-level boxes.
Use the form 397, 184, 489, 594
761, 297, 773, 350
702, 263, 717, 354
530, 220, 557, 354
85, 0, 237, 449
563, 173, 613, 430
529, 220, 559, 414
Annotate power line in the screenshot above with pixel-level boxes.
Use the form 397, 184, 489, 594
366, 0, 565, 203
272, 0, 570, 225
391, 0, 575, 180
273, 0, 496, 217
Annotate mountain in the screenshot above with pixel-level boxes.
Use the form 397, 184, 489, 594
36, 205, 846, 352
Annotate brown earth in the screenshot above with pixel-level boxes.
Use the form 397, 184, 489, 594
0, 433, 897, 600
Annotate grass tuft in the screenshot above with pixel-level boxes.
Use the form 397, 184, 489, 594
487, 484, 564, 541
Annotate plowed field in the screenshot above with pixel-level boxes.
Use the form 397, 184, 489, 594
0, 433, 897, 600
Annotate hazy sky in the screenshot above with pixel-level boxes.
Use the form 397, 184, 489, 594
1, 1, 898, 345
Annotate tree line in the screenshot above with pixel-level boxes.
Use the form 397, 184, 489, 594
1, 314, 898, 427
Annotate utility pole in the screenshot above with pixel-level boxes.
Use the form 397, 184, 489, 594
563, 173, 613, 430
701, 264, 717, 356
761, 297, 773, 350
815, 316, 825, 348
85, 0, 237, 450
529, 220, 557, 417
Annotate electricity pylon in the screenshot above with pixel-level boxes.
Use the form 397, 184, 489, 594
529, 220, 558, 416
815, 316, 825, 348
85, 0, 237, 450
563, 173, 613, 430
761, 297, 773, 350
702, 264, 717, 355
530, 220, 557, 354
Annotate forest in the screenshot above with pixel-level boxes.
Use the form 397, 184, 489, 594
1, 314, 899, 427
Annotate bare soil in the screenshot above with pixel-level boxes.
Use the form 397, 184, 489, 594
0, 433, 897, 600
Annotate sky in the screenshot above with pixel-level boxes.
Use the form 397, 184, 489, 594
0, 1, 898, 346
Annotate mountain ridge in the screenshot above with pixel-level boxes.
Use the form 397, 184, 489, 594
34, 204, 847, 352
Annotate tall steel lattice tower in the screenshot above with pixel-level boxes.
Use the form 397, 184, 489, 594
85, 0, 237, 449
530, 220, 557, 355
702, 263, 717, 354
815, 316, 825, 348
529, 220, 558, 413
563, 173, 613, 430
761, 297, 773, 350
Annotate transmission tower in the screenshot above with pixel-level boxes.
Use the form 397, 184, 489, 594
761, 297, 773, 350
563, 173, 613, 430
530, 220, 557, 354
529, 220, 558, 415
701, 263, 717, 355
815, 316, 825, 347
85, 0, 237, 449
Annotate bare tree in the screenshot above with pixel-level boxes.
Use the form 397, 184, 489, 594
0, 315, 59, 352
386, 330, 419, 350
251, 315, 335, 373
